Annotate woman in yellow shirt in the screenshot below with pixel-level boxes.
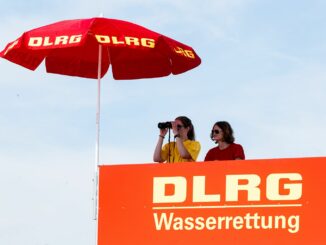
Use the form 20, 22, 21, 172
153, 116, 201, 163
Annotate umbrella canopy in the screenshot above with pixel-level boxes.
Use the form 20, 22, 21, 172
0, 17, 201, 80
0, 18, 201, 222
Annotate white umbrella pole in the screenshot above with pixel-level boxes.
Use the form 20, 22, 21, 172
93, 44, 102, 221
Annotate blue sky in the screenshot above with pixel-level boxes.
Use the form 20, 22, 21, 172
1, 0, 326, 244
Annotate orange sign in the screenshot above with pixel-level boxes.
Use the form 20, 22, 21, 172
98, 157, 326, 245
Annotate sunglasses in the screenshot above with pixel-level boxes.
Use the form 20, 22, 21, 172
212, 129, 221, 134
176, 124, 185, 130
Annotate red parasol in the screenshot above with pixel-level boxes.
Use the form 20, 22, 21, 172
0, 17, 201, 79
0, 17, 201, 220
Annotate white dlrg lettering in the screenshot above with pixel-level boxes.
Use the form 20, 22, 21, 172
28, 35, 82, 47
226, 174, 261, 201
266, 173, 302, 200
153, 177, 187, 203
153, 173, 303, 204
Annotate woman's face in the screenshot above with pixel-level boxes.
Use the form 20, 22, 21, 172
212, 125, 224, 142
175, 119, 189, 138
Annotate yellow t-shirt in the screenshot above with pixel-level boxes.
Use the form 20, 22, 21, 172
161, 140, 201, 163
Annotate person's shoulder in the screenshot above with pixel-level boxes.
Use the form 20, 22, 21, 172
184, 140, 201, 148
231, 143, 244, 149
206, 145, 219, 153
185, 139, 200, 144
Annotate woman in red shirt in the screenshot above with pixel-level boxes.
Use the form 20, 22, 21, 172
204, 121, 245, 161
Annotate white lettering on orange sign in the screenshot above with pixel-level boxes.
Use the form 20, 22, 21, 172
153, 177, 187, 203
153, 212, 300, 233
193, 176, 220, 202
225, 174, 261, 201
266, 173, 302, 200
153, 173, 303, 204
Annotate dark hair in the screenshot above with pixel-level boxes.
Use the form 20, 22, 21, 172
210, 121, 235, 144
175, 116, 196, 141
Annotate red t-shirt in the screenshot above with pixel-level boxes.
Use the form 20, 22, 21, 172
204, 143, 245, 161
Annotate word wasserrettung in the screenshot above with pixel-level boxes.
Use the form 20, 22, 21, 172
153, 212, 300, 234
